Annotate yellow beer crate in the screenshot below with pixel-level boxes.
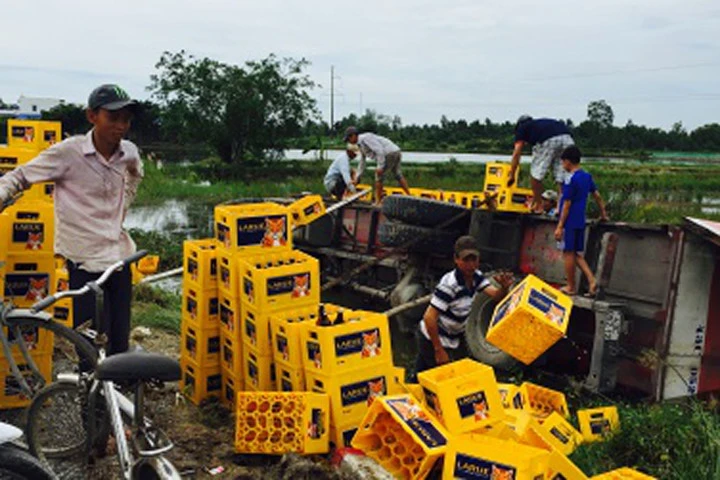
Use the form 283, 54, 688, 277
22, 183, 54, 204
577, 406, 620, 443
239, 249, 319, 312
275, 361, 305, 392
218, 292, 241, 337
7, 120, 61, 150
220, 333, 242, 377
180, 320, 221, 367
220, 369, 243, 409
288, 194, 326, 228
301, 310, 392, 375
487, 275, 572, 365
539, 411, 583, 456
483, 162, 518, 192
329, 421, 360, 449
0, 354, 52, 410
52, 298, 73, 328
504, 410, 553, 452
214, 202, 292, 253
4, 201, 54, 252
494, 187, 533, 213
443, 433, 549, 480
498, 383, 518, 409
179, 357, 222, 406
183, 238, 218, 291
353, 395, 449, 480
234, 391, 330, 454
306, 364, 397, 425
546, 450, 589, 480
0, 145, 36, 169
3, 252, 55, 309
182, 285, 219, 329
243, 345, 275, 391
1, 318, 54, 358
473, 422, 521, 442
269, 304, 323, 367
590, 467, 656, 480
510, 381, 570, 419
417, 359, 505, 434
240, 302, 274, 356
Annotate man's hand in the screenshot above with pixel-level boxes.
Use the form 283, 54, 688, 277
554, 226, 563, 241
493, 271, 515, 290
507, 169, 516, 187
434, 346, 450, 366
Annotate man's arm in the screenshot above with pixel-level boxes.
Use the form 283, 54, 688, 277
123, 155, 144, 217
507, 141, 525, 187
483, 272, 514, 302
339, 157, 356, 193
592, 191, 608, 221
555, 199, 572, 241
423, 305, 449, 365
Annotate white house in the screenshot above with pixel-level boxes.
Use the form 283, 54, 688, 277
16, 95, 65, 115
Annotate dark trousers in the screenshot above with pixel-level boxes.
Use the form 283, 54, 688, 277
68, 261, 132, 365
412, 330, 468, 381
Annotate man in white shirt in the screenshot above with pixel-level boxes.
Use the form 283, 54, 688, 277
0, 84, 143, 366
324, 144, 359, 199
344, 126, 410, 204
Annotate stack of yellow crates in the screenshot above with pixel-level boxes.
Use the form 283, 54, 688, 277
178, 239, 222, 405
0, 119, 60, 409
482, 162, 533, 213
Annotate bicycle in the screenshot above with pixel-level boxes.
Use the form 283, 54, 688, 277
0, 420, 56, 479
25, 251, 183, 480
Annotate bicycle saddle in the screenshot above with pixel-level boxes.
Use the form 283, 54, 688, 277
96, 351, 181, 383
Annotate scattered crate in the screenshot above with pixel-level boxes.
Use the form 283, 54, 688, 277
417, 358, 505, 434
510, 381, 570, 419
288, 194, 326, 227
234, 392, 330, 454
352, 394, 449, 480
487, 275, 573, 364
545, 450, 589, 480
577, 406, 620, 442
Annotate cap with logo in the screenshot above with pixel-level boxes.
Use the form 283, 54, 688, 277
88, 84, 138, 111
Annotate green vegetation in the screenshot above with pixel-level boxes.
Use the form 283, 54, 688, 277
131, 283, 181, 333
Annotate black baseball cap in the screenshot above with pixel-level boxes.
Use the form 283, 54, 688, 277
343, 126, 359, 142
454, 235, 480, 259
88, 84, 138, 111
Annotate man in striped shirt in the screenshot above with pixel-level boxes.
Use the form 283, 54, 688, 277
415, 236, 514, 375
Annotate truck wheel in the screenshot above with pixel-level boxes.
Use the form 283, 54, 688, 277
465, 283, 519, 371
382, 196, 468, 228
378, 221, 461, 255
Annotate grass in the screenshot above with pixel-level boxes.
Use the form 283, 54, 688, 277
131, 283, 181, 333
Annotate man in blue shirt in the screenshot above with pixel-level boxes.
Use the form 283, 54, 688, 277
508, 116, 575, 213
554, 146, 608, 296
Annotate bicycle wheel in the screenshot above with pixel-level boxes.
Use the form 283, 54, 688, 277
0, 444, 56, 480
6, 315, 97, 384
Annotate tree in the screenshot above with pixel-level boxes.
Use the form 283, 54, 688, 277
587, 100, 614, 128
148, 50, 319, 163
42, 103, 90, 136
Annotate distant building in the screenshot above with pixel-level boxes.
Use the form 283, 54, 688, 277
0, 95, 65, 118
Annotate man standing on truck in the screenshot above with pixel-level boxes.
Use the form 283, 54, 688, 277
0, 84, 143, 368
554, 146, 608, 296
324, 143, 359, 199
414, 236, 514, 376
344, 126, 410, 204
507, 115, 575, 213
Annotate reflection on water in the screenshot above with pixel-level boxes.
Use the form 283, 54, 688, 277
125, 200, 215, 237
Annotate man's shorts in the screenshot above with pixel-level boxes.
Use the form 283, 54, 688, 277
531, 134, 574, 183
375, 151, 403, 182
562, 227, 585, 253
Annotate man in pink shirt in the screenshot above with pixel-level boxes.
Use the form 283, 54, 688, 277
0, 84, 143, 363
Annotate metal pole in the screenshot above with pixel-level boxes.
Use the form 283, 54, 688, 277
383, 294, 432, 318
330, 65, 334, 132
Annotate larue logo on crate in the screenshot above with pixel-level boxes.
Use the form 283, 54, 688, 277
457, 391, 491, 422
218, 215, 288, 248
340, 376, 386, 407
454, 454, 517, 480
528, 289, 566, 326
385, 398, 448, 449
12, 223, 44, 250
334, 328, 382, 357
266, 273, 311, 297
4, 274, 49, 301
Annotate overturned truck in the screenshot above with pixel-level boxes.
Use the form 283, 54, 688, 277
295, 195, 720, 401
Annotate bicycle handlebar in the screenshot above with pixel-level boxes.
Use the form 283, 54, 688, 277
29, 250, 148, 313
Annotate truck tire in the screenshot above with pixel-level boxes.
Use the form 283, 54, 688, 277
378, 221, 461, 255
465, 282, 519, 371
382, 196, 468, 228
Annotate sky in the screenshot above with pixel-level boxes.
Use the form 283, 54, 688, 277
1, 0, 719, 131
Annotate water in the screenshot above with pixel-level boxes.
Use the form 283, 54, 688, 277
284, 148, 530, 164
124, 199, 214, 236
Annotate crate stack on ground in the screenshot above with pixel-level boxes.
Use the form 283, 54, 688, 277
179, 238, 222, 406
